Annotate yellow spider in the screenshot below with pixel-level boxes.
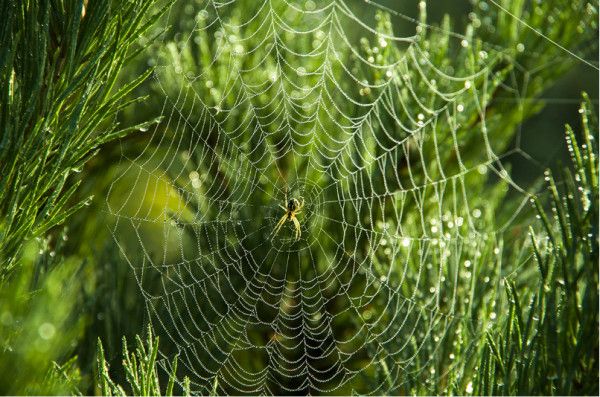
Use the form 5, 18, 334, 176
273, 192, 305, 241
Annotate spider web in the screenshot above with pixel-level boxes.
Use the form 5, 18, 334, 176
106, 0, 596, 394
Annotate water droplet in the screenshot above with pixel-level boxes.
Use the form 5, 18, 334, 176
466, 382, 474, 394
38, 322, 56, 340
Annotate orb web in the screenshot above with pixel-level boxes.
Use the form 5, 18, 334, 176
106, 0, 596, 394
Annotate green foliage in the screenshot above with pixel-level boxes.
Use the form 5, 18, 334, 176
96, 326, 189, 396
0, 0, 167, 393
44, 356, 85, 396
0, 0, 164, 276
473, 94, 598, 395
0, 236, 86, 395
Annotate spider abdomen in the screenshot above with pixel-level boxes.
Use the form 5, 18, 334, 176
287, 199, 297, 211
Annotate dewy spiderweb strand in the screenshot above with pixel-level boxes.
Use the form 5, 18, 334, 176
106, 0, 596, 394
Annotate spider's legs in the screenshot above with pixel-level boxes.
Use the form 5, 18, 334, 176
292, 216, 301, 240
272, 213, 288, 238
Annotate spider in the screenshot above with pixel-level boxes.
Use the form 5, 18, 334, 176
272, 191, 305, 241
